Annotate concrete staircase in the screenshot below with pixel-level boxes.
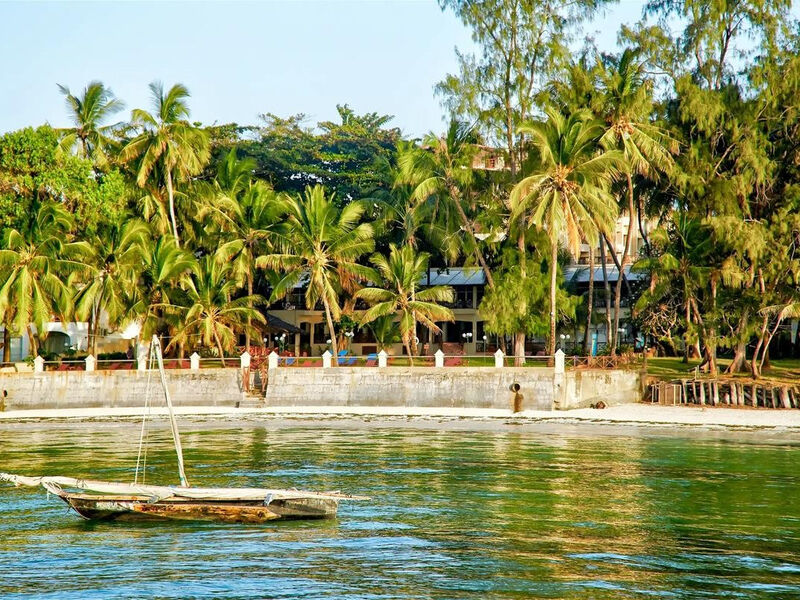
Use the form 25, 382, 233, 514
236, 393, 266, 409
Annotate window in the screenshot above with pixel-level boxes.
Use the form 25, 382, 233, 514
454, 287, 473, 308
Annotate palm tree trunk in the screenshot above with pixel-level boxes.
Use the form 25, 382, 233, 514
2, 325, 10, 364
165, 169, 181, 247
515, 231, 526, 365
405, 337, 414, 366
612, 173, 636, 357
599, 240, 613, 355
637, 195, 650, 256
322, 297, 338, 367
683, 298, 691, 363
246, 272, 253, 353
449, 187, 495, 288
26, 325, 38, 358
87, 312, 94, 356
602, 233, 632, 296
549, 237, 558, 356
213, 330, 227, 368
91, 301, 100, 357
584, 245, 595, 355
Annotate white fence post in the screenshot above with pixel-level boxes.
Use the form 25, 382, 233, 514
322, 350, 332, 369
268, 351, 279, 371
190, 352, 200, 370
240, 351, 251, 370
554, 349, 565, 374
378, 350, 388, 368
33, 356, 44, 373
137, 345, 147, 372
494, 349, 504, 368
434, 349, 444, 368
85, 355, 95, 372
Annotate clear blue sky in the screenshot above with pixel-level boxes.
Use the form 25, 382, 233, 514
0, 1, 646, 138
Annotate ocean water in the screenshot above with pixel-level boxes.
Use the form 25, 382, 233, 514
1, 420, 800, 599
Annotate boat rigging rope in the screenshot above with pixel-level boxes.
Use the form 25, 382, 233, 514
134, 341, 155, 485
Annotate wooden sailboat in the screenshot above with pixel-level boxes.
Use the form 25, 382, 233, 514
1, 336, 367, 523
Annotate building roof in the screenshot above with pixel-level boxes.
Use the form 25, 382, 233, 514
564, 264, 647, 284
423, 267, 486, 286
264, 312, 301, 334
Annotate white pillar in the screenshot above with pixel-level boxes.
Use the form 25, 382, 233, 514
190, 352, 200, 370
494, 349, 504, 368
240, 351, 251, 369
434, 349, 444, 368
322, 350, 332, 369
294, 333, 301, 357
33, 356, 44, 373
378, 350, 388, 368
268, 351, 279, 371
555, 349, 565, 374
85, 355, 95, 372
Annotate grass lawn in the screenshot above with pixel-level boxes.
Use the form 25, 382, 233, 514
647, 356, 800, 383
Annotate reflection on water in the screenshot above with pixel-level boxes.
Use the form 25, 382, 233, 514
2, 421, 800, 599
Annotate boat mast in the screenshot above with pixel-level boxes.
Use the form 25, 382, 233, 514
151, 335, 190, 488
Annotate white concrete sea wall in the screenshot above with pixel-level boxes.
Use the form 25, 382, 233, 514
265, 367, 642, 411
0, 366, 641, 412
0, 369, 243, 411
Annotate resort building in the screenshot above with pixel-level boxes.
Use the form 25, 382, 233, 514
0, 212, 649, 362
266, 212, 649, 358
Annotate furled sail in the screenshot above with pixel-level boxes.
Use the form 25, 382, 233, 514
0, 473, 369, 502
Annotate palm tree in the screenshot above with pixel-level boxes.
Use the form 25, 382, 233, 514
57, 81, 124, 166
636, 213, 712, 365
260, 185, 374, 362
168, 253, 265, 366
364, 314, 402, 351
205, 151, 287, 351
598, 49, 677, 353
0, 202, 80, 356
357, 244, 454, 363
72, 220, 150, 356
396, 120, 496, 288
371, 181, 461, 266
125, 235, 196, 345
120, 82, 210, 247
511, 109, 621, 356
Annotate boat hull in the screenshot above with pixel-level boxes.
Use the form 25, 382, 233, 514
60, 493, 338, 524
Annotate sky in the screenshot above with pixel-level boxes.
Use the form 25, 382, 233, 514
0, 0, 648, 138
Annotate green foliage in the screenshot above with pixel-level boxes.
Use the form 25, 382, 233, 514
168, 251, 265, 363
57, 80, 124, 167
8, 18, 800, 372
437, 0, 613, 174
364, 314, 402, 350
239, 105, 400, 204
261, 184, 374, 358
357, 244, 454, 357
479, 266, 548, 338
120, 81, 210, 244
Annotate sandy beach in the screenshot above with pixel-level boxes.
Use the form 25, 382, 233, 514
2, 403, 800, 433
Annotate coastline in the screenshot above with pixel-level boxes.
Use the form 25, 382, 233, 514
3, 403, 800, 434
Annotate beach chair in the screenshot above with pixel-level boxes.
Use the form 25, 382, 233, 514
365, 353, 377, 367
337, 349, 349, 366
